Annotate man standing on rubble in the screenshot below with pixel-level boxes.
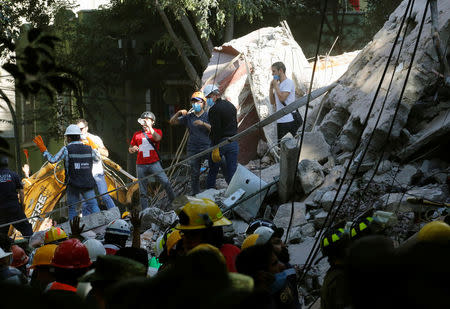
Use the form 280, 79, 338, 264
33, 125, 100, 219
203, 84, 238, 188
76, 119, 116, 210
129, 111, 175, 209
270, 61, 300, 141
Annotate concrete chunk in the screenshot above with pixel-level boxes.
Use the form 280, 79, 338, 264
59, 207, 120, 234
298, 159, 325, 195
273, 202, 307, 232
299, 132, 331, 163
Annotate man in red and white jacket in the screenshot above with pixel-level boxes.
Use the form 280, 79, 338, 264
128, 111, 175, 210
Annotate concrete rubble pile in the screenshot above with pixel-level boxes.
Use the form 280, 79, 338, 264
59, 1, 448, 306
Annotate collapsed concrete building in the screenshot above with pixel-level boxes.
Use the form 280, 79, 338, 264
55, 0, 449, 306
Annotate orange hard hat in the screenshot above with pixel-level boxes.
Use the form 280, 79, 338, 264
191, 91, 206, 103
29, 244, 58, 269
11, 245, 29, 268
51, 238, 92, 269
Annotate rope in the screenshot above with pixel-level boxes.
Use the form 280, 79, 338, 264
298, 0, 417, 282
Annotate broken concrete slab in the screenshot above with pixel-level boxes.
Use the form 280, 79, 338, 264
298, 159, 325, 195
395, 164, 417, 186
273, 202, 307, 232
301, 223, 316, 237
320, 165, 345, 188
299, 131, 331, 164
257, 139, 269, 158
319, 190, 342, 212
315, 0, 450, 161
287, 226, 302, 244
195, 188, 225, 202
313, 211, 329, 229
141, 207, 177, 231
279, 137, 300, 203
380, 185, 447, 212
399, 109, 450, 160
288, 236, 317, 266
58, 206, 120, 234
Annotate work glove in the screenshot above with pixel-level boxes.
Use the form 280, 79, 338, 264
85, 136, 99, 150
32, 135, 47, 153
212, 147, 221, 163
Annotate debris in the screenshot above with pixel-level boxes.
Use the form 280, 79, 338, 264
298, 159, 325, 195
299, 132, 331, 164
226, 164, 269, 221
279, 135, 300, 202
273, 202, 307, 234
58, 206, 120, 234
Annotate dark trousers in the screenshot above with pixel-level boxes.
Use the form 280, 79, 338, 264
207, 141, 239, 188
277, 121, 298, 141
0, 206, 33, 236
187, 147, 209, 195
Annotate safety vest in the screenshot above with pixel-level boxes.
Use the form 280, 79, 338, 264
66, 143, 96, 189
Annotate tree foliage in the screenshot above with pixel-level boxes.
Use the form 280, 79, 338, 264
0, 0, 74, 57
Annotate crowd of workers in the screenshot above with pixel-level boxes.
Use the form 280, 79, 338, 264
1, 194, 449, 308
2, 60, 448, 307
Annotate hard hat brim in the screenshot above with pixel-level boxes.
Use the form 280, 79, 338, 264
175, 217, 232, 230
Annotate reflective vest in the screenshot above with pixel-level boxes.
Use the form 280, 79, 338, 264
66, 143, 96, 189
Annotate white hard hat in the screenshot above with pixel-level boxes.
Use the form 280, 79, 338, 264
83, 239, 106, 262
64, 124, 82, 135
0, 247, 13, 260
203, 84, 219, 97
154, 234, 165, 257
105, 219, 131, 236
253, 226, 275, 245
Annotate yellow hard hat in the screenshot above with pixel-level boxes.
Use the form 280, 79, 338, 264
191, 91, 206, 103
166, 230, 182, 255
187, 243, 226, 265
29, 244, 58, 269
175, 197, 231, 230
44, 227, 68, 244
212, 148, 221, 163
241, 234, 260, 250
417, 221, 450, 244
122, 211, 131, 219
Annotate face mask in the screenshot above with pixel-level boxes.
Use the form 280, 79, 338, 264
273, 75, 280, 80
80, 133, 87, 140
192, 103, 202, 112
207, 98, 214, 107
270, 268, 296, 294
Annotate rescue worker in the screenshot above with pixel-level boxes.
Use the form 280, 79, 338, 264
169, 91, 211, 195
203, 84, 239, 189
46, 238, 92, 293
83, 239, 106, 263
0, 155, 33, 237
0, 246, 28, 284
103, 219, 130, 255
44, 226, 68, 245
76, 119, 116, 210
33, 125, 100, 219
10, 244, 29, 277
175, 196, 241, 272
236, 243, 299, 309
319, 227, 352, 309
129, 111, 175, 210
29, 244, 57, 290
79, 255, 146, 309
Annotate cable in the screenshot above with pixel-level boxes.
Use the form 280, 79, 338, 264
347, 0, 416, 219
298, 0, 416, 281
284, 0, 328, 244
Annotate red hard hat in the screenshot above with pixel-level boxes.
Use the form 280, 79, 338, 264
11, 245, 29, 268
51, 238, 92, 269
